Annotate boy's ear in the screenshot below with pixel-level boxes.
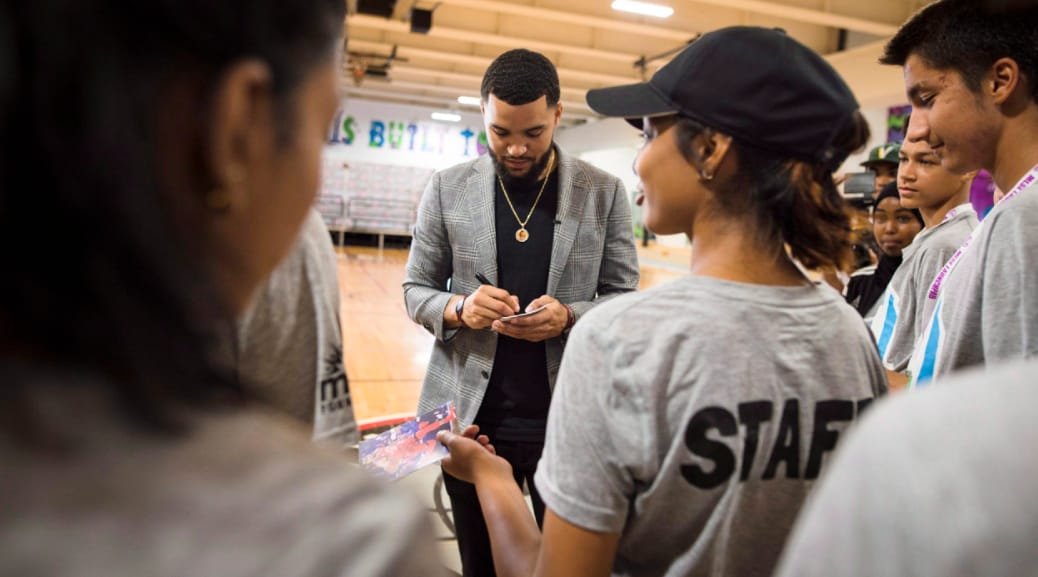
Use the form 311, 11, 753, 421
988, 57, 1021, 106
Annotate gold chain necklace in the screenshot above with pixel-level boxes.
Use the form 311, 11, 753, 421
497, 148, 556, 243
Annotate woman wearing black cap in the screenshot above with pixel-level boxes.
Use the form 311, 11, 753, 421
845, 182, 924, 322
438, 26, 888, 577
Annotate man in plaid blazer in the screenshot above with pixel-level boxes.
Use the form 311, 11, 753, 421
403, 49, 638, 577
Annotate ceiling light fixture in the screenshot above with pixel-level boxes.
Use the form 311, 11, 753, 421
611, 0, 674, 18
431, 111, 462, 122
457, 96, 482, 106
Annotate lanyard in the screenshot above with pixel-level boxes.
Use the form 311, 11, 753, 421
939, 202, 974, 224
912, 203, 975, 247
927, 164, 1038, 300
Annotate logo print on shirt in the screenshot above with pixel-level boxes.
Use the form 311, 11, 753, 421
681, 397, 874, 489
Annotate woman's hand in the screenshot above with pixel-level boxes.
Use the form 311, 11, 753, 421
439, 425, 511, 484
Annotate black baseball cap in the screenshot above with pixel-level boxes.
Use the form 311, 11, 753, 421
586, 26, 859, 169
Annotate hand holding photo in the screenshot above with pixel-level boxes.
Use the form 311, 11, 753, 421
500, 305, 548, 321
359, 402, 457, 481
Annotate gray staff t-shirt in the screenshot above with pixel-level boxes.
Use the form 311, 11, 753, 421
534, 276, 887, 577
908, 178, 1038, 386
871, 205, 978, 372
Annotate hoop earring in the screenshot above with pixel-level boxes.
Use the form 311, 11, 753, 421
698, 168, 714, 182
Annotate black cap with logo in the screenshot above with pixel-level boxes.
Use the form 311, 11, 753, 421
585, 26, 859, 170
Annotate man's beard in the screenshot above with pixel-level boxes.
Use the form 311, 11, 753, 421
490, 144, 554, 190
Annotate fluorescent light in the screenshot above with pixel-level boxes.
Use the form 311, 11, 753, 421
431, 112, 461, 122
457, 96, 482, 106
611, 0, 674, 18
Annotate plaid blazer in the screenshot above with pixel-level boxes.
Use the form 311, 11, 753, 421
403, 147, 639, 427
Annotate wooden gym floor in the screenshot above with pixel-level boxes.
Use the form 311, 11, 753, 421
338, 241, 690, 431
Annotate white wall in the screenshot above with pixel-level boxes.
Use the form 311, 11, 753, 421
841, 104, 906, 174
575, 145, 639, 193
556, 117, 642, 157
827, 39, 908, 110
565, 131, 690, 248
828, 38, 911, 173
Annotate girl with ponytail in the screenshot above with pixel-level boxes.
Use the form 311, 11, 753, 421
436, 27, 889, 577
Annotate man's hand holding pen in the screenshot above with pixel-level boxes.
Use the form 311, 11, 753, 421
453, 273, 570, 341
460, 283, 520, 330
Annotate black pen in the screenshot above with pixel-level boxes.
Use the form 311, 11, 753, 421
475, 272, 494, 286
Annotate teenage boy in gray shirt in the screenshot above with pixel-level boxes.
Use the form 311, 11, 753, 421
869, 124, 978, 388
879, 0, 1038, 387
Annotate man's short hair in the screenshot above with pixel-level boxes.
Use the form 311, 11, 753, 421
481, 49, 561, 107
881, 0, 1038, 103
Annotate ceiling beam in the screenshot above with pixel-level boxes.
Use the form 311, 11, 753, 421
349, 13, 642, 64
346, 87, 477, 110
390, 65, 590, 102
687, 0, 899, 36
358, 78, 478, 98
347, 39, 641, 85
345, 78, 597, 114
435, 0, 694, 42
342, 89, 596, 129
428, 0, 899, 40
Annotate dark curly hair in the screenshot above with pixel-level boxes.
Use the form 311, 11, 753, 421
881, 0, 1038, 103
480, 49, 561, 107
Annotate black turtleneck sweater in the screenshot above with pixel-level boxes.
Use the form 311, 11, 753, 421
474, 165, 559, 441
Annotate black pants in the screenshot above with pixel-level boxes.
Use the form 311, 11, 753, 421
443, 438, 546, 577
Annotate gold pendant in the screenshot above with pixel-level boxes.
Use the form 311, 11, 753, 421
516, 228, 529, 243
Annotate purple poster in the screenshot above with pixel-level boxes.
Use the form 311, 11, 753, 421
887, 104, 911, 143
971, 169, 996, 219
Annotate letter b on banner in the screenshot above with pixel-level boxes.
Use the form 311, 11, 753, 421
369, 120, 385, 148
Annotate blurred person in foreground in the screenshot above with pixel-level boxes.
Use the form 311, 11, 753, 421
775, 357, 1038, 577
0, 1, 439, 575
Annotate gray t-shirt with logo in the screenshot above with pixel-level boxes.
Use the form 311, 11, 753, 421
775, 359, 1038, 577
534, 276, 887, 577
871, 205, 978, 372
908, 178, 1038, 386
227, 209, 357, 446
